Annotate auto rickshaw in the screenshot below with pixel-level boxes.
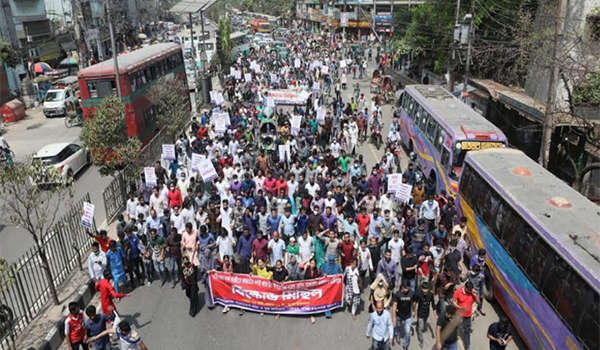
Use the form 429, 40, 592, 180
260, 118, 278, 151
370, 70, 395, 103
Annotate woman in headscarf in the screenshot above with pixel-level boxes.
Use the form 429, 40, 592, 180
199, 250, 216, 311
369, 273, 392, 313
303, 258, 321, 324
182, 256, 199, 317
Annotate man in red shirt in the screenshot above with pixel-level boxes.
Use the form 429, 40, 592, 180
167, 183, 183, 208
251, 231, 269, 263
452, 281, 480, 350
356, 207, 370, 237
65, 302, 87, 350
340, 232, 355, 267
86, 229, 112, 253
95, 270, 131, 316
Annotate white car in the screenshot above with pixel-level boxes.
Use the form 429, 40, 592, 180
33, 143, 91, 183
43, 87, 77, 118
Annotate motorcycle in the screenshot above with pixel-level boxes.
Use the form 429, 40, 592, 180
387, 141, 403, 173
370, 123, 383, 150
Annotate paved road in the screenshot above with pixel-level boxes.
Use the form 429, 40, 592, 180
108, 63, 526, 350
0, 107, 112, 263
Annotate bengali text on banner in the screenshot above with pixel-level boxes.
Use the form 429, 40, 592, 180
208, 272, 344, 314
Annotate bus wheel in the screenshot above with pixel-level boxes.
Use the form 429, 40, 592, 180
483, 267, 495, 302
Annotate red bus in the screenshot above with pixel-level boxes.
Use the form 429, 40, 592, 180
78, 43, 189, 143
249, 18, 271, 33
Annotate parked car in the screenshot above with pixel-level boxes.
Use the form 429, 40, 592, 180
33, 143, 91, 184
43, 87, 77, 118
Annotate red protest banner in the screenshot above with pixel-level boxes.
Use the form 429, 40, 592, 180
208, 271, 344, 314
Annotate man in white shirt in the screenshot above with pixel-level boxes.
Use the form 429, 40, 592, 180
88, 242, 107, 283
287, 174, 299, 197
297, 231, 314, 265
388, 230, 405, 263
268, 232, 286, 264
149, 187, 168, 218
126, 192, 139, 222
170, 205, 185, 233
305, 178, 320, 198
216, 229, 236, 260
135, 197, 150, 221
219, 200, 233, 236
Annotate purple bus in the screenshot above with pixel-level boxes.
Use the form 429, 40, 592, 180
398, 85, 507, 196
457, 148, 599, 350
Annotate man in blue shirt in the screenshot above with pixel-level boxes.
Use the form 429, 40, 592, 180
105, 241, 128, 293
266, 209, 282, 237
236, 228, 255, 262
124, 226, 145, 286
279, 209, 297, 244
84, 305, 111, 350
198, 225, 216, 254
366, 300, 394, 350
296, 207, 309, 236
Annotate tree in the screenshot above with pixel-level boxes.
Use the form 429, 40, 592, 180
216, 17, 233, 74
0, 258, 13, 294
0, 160, 74, 305
0, 39, 19, 67
80, 95, 142, 179
148, 77, 191, 137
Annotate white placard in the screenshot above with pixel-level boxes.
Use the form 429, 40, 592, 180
278, 145, 287, 162
234, 70, 242, 80
294, 58, 301, 68
340, 60, 347, 68
316, 108, 326, 122
212, 107, 221, 114
144, 167, 157, 186
230, 67, 236, 76
214, 92, 225, 105
291, 115, 302, 134
209, 91, 216, 103
322, 65, 329, 75
191, 153, 203, 172
81, 202, 95, 229
266, 97, 275, 108
199, 158, 218, 183
214, 113, 228, 133
244, 73, 252, 82
162, 144, 175, 161
312, 82, 320, 91
387, 173, 402, 194
271, 74, 278, 84
395, 183, 413, 203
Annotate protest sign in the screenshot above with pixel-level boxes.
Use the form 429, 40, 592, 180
312, 82, 320, 91
191, 153, 202, 173
395, 183, 413, 203
209, 272, 344, 314
387, 174, 402, 194
294, 58, 301, 68
162, 144, 175, 161
81, 202, 95, 229
144, 167, 157, 186
199, 158, 218, 183
291, 115, 302, 134
316, 108, 326, 122
244, 73, 252, 82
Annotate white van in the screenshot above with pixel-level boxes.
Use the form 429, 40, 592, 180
43, 87, 78, 118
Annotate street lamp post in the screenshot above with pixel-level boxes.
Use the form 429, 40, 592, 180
106, 1, 122, 98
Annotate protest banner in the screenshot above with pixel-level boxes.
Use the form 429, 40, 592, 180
191, 153, 202, 173
198, 158, 218, 183
395, 183, 413, 203
387, 173, 402, 194
162, 144, 175, 161
144, 167, 157, 186
209, 272, 344, 314
266, 90, 310, 105
81, 202, 95, 229
316, 108, 326, 122
291, 115, 302, 134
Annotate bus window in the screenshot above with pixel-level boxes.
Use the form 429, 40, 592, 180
540, 255, 571, 309
407, 96, 416, 118
87, 80, 116, 98
500, 207, 524, 253
557, 272, 593, 336
452, 147, 468, 169
493, 199, 508, 234
524, 238, 552, 287
413, 101, 420, 124
426, 117, 438, 143
441, 147, 451, 174
472, 175, 488, 212
458, 164, 475, 203
481, 188, 500, 224
512, 225, 536, 270
419, 109, 428, 132
578, 294, 599, 350
434, 128, 446, 152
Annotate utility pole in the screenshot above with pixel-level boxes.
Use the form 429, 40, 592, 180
200, 11, 209, 109
448, 0, 461, 91
461, 0, 475, 101
190, 12, 201, 111
541, 0, 563, 168
106, 1, 121, 98
343, 0, 347, 36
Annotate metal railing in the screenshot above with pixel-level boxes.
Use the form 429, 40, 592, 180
101, 127, 177, 223
0, 193, 95, 350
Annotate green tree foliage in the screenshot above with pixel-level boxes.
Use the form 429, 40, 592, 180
574, 72, 600, 106
0, 258, 14, 294
0, 158, 74, 305
216, 17, 234, 72
392, 0, 537, 86
0, 39, 19, 67
148, 77, 191, 137
80, 95, 142, 179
